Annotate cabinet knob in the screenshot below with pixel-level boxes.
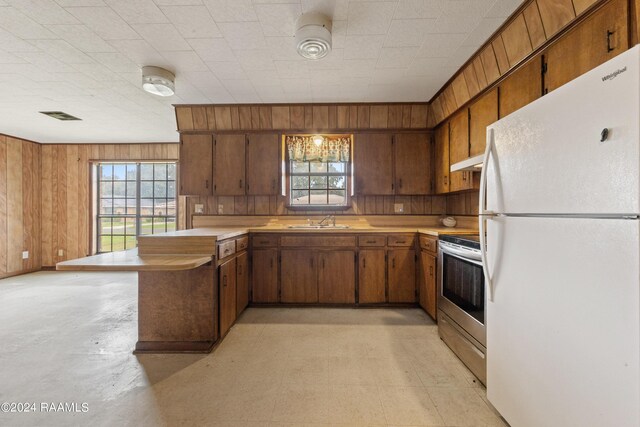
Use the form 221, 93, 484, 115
205, 179, 209, 189
239, 179, 243, 189
223, 275, 227, 287
363, 258, 366, 268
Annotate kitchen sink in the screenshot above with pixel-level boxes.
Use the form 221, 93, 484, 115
286, 224, 351, 229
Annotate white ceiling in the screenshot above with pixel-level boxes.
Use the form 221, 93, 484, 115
0, 0, 522, 144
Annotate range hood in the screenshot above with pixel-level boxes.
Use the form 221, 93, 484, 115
450, 154, 484, 172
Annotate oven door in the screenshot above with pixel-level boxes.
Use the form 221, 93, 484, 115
438, 241, 486, 347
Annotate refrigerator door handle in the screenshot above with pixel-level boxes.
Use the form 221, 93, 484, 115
480, 129, 495, 302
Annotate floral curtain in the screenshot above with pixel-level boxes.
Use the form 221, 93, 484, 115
286, 135, 351, 162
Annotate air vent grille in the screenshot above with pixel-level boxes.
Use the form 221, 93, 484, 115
40, 111, 81, 121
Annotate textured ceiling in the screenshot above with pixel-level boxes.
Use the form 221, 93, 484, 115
0, 0, 523, 143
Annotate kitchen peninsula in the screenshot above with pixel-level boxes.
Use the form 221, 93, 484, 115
57, 215, 477, 354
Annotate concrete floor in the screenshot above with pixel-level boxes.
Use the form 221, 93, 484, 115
0, 271, 505, 427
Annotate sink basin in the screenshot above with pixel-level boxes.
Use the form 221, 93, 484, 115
287, 224, 351, 229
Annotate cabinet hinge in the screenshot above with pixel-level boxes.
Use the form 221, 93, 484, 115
214, 184, 217, 191
541, 62, 547, 74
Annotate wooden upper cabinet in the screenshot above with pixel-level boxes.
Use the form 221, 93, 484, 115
281, 249, 318, 303
318, 250, 355, 304
448, 109, 472, 193
394, 133, 431, 195
500, 56, 543, 118
501, 14, 533, 67
214, 134, 246, 196
354, 133, 394, 195
246, 133, 279, 195
544, 0, 628, 93
434, 123, 450, 194
179, 134, 212, 196
537, 0, 576, 37
469, 89, 498, 157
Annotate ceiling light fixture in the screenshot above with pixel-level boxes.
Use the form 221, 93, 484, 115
295, 12, 332, 60
313, 135, 324, 146
142, 66, 175, 97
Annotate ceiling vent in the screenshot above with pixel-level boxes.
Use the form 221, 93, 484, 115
40, 111, 81, 121
295, 12, 332, 60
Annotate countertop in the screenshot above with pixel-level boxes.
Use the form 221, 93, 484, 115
56, 249, 213, 272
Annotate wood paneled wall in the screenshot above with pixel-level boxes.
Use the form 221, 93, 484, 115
175, 103, 430, 132
429, 0, 602, 126
445, 192, 480, 217
40, 143, 179, 267
0, 135, 41, 279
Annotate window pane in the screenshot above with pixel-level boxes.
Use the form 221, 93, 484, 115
100, 199, 113, 215
125, 236, 137, 249
111, 236, 125, 252
113, 181, 126, 197
100, 218, 112, 235
154, 181, 167, 198
113, 164, 126, 180
140, 218, 153, 235
291, 190, 309, 204
140, 181, 153, 198
291, 161, 309, 173
126, 182, 136, 198
111, 217, 125, 234
126, 164, 137, 179
292, 176, 309, 189
153, 218, 167, 233
100, 165, 112, 180
125, 218, 136, 235
140, 199, 153, 216
329, 176, 345, 189
154, 199, 168, 215
310, 176, 327, 189
310, 190, 327, 204
100, 182, 112, 197
310, 162, 327, 173
100, 236, 111, 252
154, 163, 167, 180
328, 162, 345, 173
167, 163, 176, 180
166, 200, 176, 216
112, 199, 126, 215
126, 198, 137, 213
329, 190, 347, 205
141, 163, 153, 180
167, 182, 176, 198
167, 218, 176, 232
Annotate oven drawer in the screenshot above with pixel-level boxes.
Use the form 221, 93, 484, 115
438, 312, 486, 385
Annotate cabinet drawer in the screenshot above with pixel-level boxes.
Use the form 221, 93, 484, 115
419, 235, 438, 253
217, 240, 236, 259
236, 236, 249, 251
252, 235, 279, 247
280, 235, 356, 247
358, 235, 386, 247
387, 234, 415, 247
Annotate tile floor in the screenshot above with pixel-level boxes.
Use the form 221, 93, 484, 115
0, 271, 506, 427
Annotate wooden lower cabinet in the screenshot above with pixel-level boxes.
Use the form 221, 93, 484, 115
281, 249, 318, 303
388, 249, 416, 303
251, 249, 279, 303
236, 252, 249, 314
219, 257, 237, 337
358, 249, 386, 303
318, 250, 356, 303
420, 250, 438, 320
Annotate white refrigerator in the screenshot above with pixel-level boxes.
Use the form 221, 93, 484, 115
481, 45, 640, 426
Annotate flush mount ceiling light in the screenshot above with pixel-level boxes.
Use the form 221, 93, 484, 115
313, 135, 324, 146
142, 66, 175, 97
295, 12, 332, 60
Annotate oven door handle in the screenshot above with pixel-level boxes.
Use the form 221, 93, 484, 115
439, 244, 483, 266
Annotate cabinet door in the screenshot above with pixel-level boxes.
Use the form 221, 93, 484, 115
469, 89, 498, 157
214, 134, 246, 195
236, 252, 249, 314
359, 249, 386, 303
247, 133, 279, 195
434, 124, 450, 194
388, 249, 416, 303
394, 133, 431, 195
448, 109, 471, 193
544, 0, 627, 93
251, 249, 278, 303
219, 257, 237, 336
354, 133, 394, 195
318, 250, 355, 303
420, 251, 437, 320
179, 134, 212, 196
281, 249, 318, 303
499, 56, 543, 118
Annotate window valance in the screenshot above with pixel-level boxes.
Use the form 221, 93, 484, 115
286, 135, 351, 163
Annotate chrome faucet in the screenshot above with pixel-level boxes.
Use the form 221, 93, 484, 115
317, 215, 336, 226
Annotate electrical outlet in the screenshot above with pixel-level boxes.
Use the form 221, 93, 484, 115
218, 204, 224, 214
394, 203, 404, 213
194, 203, 204, 214
22, 251, 29, 259
58, 249, 64, 257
